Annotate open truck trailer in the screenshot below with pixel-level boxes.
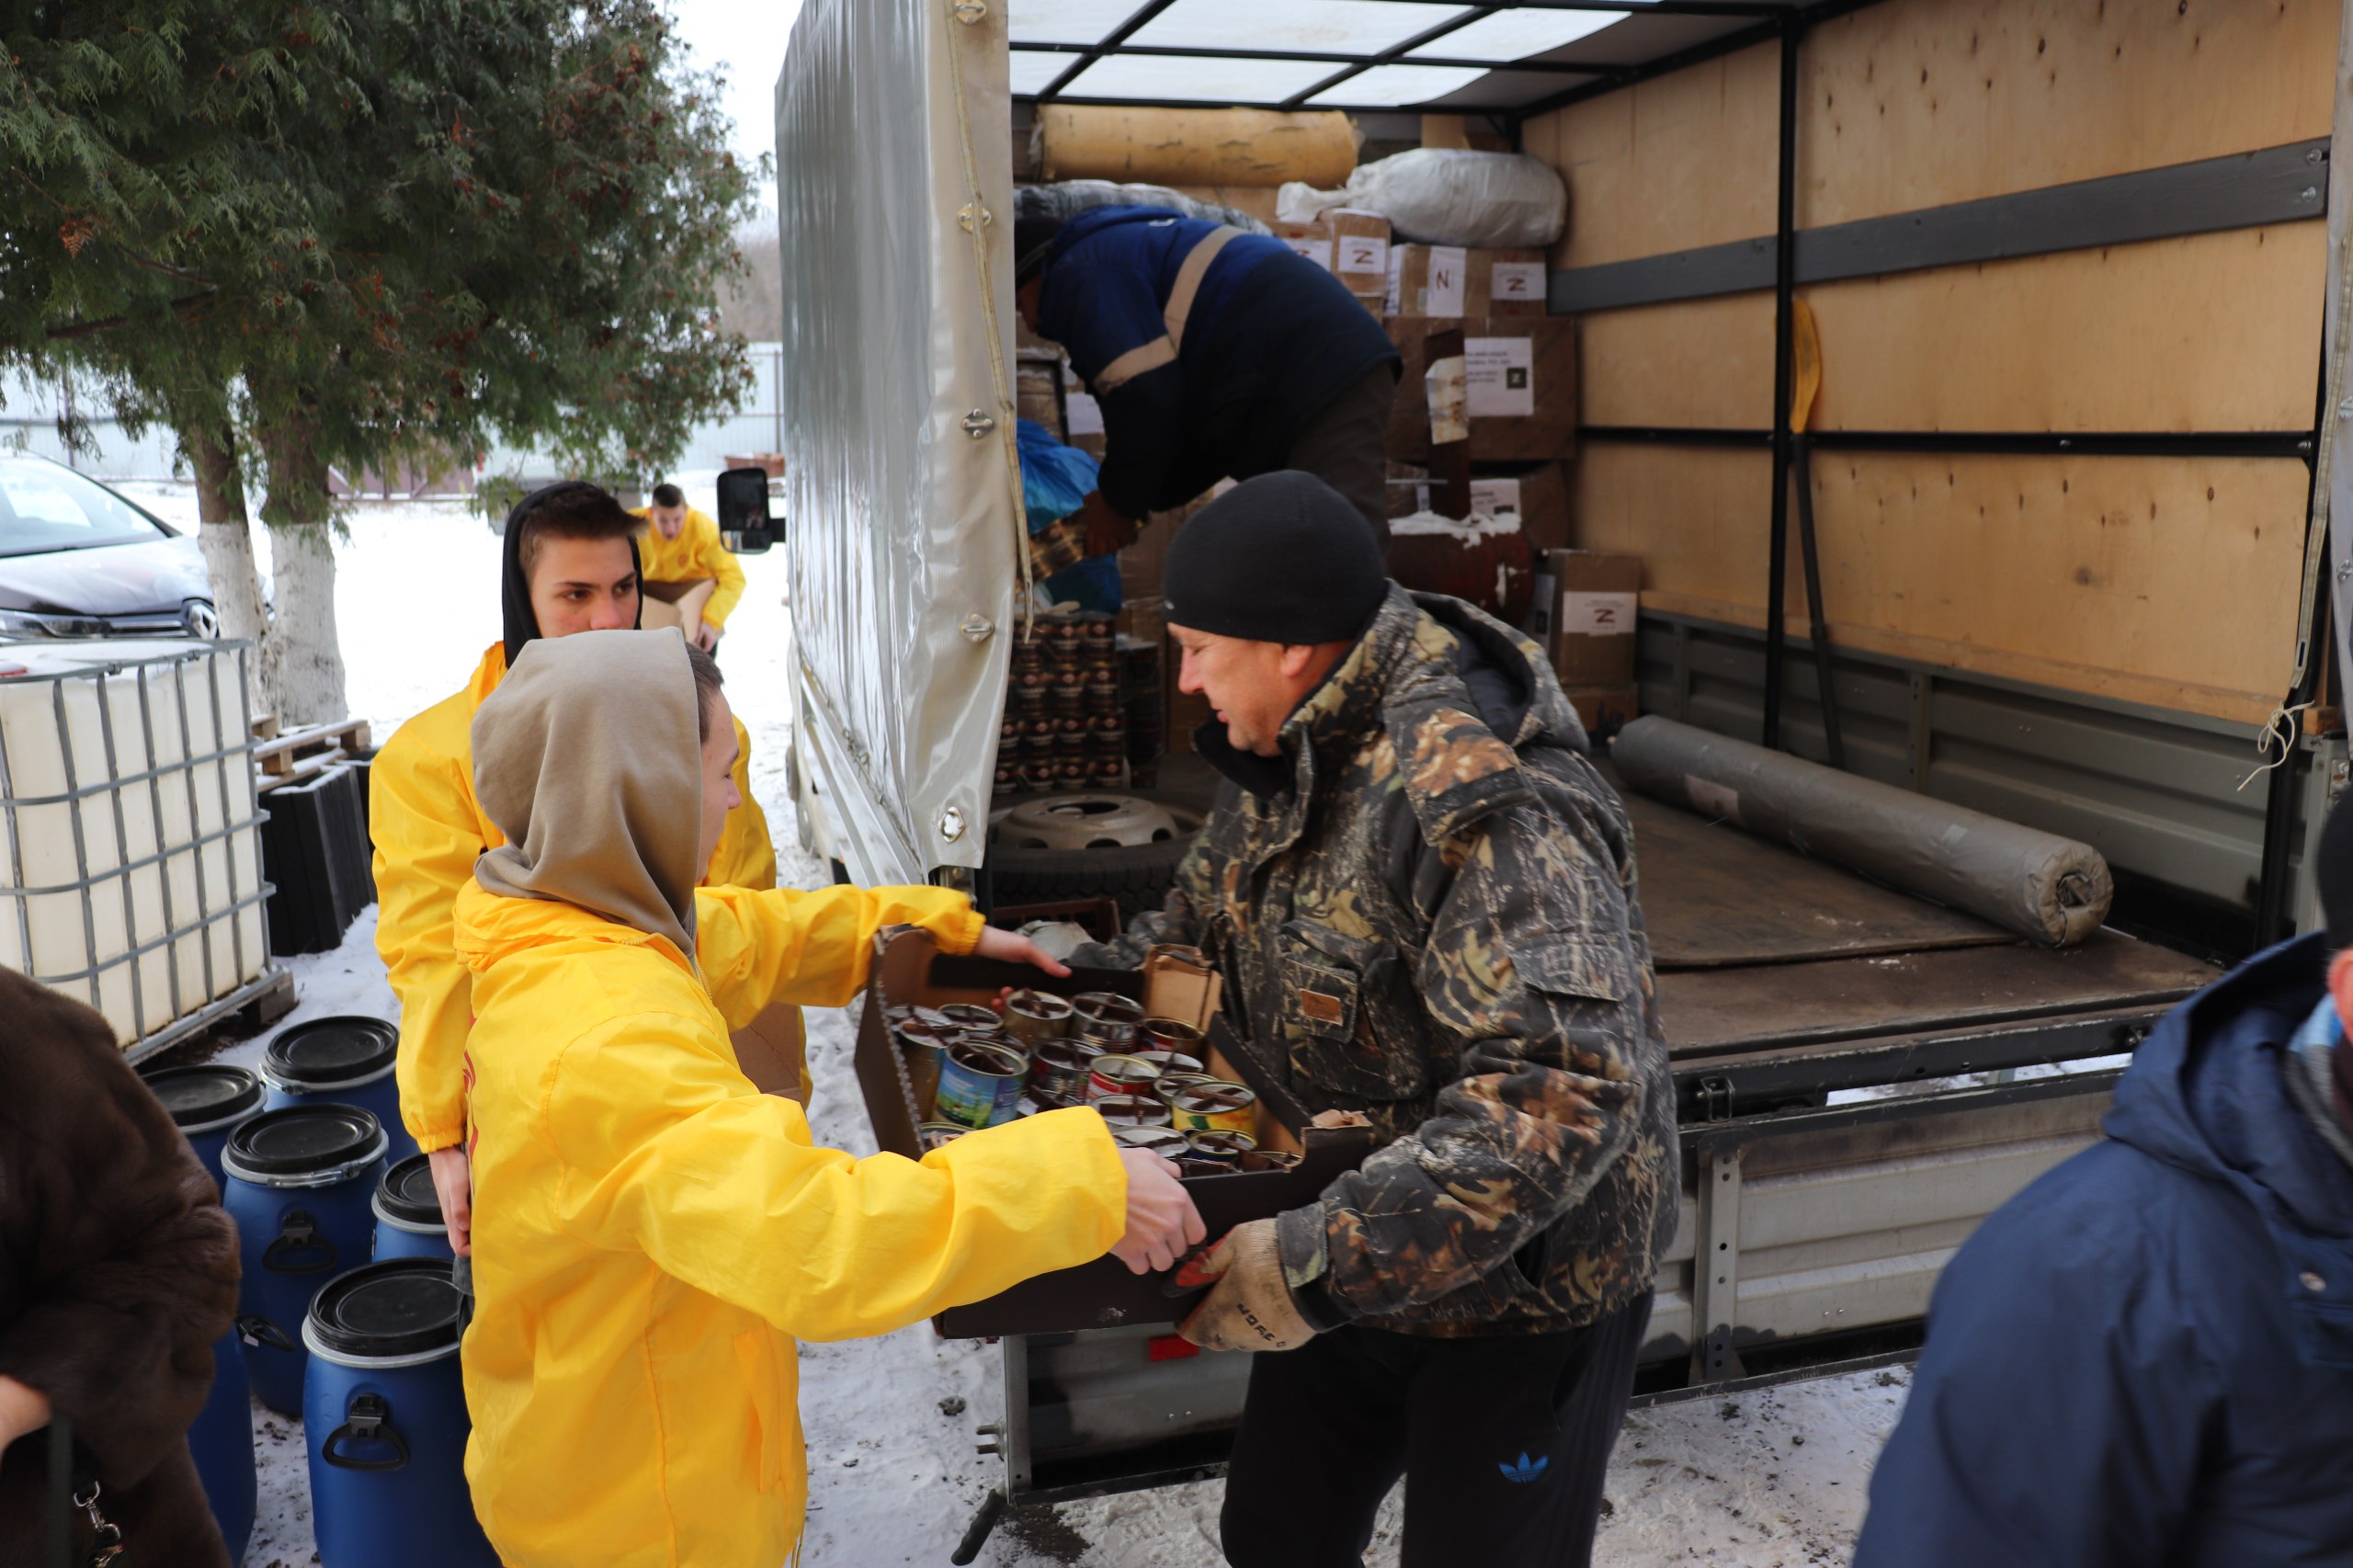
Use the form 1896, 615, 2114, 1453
771, 0, 2353, 1553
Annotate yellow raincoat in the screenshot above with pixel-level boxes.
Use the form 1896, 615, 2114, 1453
454, 881, 1126, 1567
628, 504, 747, 631
370, 643, 778, 1152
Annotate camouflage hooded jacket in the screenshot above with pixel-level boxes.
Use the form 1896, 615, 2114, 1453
1089, 585, 1678, 1336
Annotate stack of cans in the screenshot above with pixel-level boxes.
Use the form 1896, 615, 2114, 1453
997, 612, 1130, 795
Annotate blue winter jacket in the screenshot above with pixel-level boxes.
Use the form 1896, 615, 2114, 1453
1033, 206, 1399, 518
1854, 934, 2353, 1568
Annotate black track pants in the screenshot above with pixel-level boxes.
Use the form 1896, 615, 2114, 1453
1219, 1293, 1653, 1568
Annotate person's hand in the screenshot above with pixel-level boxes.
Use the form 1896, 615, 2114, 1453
1176, 1220, 1320, 1352
972, 924, 1073, 978
0, 1374, 52, 1453
427, 1144, 474, 1257
693, 619, 721, 653
1109, 1148, 1205, 1275
1077, 491, 1139, 559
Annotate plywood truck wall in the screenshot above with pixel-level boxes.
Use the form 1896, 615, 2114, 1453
1521, 0, 2337, 725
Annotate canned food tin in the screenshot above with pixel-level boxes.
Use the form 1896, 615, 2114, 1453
917, 1122, 968, 1152
1153, 1071, 1218, 1102
885, 1005, 958, 1033
892, 1020, 952, 1120
1186, 1130, 1256, 1165
937, 1003, 1002, 1033
1165, 1080, 1258, 1135
1240, 1149, 1302, 1173
1128, 1050, 1203, 1082
1072, 992, 1143, 1051
1087, 1053, 1163, 1100
1028, 1040, 1094, 1101
1139, 1017, 1206, 1056
1092, 1093, 1173, 1130
1111, 1125, 1189, 1158
933, 1040, 1028, 1130
1003, 989, 1074, 1050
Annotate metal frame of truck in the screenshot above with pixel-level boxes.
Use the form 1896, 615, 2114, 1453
773, 0, 2353, 1554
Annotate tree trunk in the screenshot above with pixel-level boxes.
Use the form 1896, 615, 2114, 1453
257, 419, 348, 724
182, 422, 281, 718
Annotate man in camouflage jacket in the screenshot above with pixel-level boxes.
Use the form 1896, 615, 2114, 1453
1078, 472, 1677, 1568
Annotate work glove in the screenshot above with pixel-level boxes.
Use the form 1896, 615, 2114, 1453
1175, 1220, 1320, 1353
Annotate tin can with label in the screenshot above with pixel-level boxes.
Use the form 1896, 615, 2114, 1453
892, 1018, 952, 1120
1165, 1080, 1257, 1135
1087, 1053, 1162, 1101
1139, 1017, 1206, 1057
1111, 1125, 1189, 1158
1072, 992, 1143, 1052
1129, 1050, 1203, 1083
933, 1040, 1028, 1130
917, 1122, 968, 1152
1186, 1130, 1256, 1166
937, 1002, 1002, 1034
1028, 1040, 1094, 1102
1092, 1093, 1173, 1130
1002, 989, 1074, 1051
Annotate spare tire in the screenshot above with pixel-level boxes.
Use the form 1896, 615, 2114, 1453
984, 790, 1209, 917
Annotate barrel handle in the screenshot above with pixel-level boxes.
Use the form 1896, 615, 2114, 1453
322, 1392, 410, 1472
262, 1208, 337, 1275
235, 1313, 296, 1353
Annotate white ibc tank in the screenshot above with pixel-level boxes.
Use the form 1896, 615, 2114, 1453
0, 639, 267, 1048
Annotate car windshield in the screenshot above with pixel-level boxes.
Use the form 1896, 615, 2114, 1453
0, 461, 167, 556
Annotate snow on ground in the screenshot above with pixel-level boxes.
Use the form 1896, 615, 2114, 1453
193, 489, 1900, 1566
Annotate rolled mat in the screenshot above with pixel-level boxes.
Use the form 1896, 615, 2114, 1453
1613, 716, 2112, 947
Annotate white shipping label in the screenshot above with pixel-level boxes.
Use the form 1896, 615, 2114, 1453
1561, 591, 1636, 636
1489, 262, 1545, 305
1423, 246, 1468, 318
1426, 354, 1470, 446
1686, 776, 1742, 825
1464, 336, 1535, 418
1286, 236, 1334, 272
1468, 477, 1522, 518
1337, 234, 1390, 281
1065, 392, 1106, 436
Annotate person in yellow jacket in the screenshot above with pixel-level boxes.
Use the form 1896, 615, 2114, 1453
371, 481, 790, 1264
458, 629, 1204, 1567
629, 480, 746, 651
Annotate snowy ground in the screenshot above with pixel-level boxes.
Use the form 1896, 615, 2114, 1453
173, 487, 1902, 1566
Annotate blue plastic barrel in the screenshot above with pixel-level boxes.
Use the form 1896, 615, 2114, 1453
187, 1329, 257, 1565
303, 1260, 499, 1568
371, 1154, 452, 1261
142, 1063, 267, 1189
222, 1106, 388, 1415
261, 1017, 416, 1165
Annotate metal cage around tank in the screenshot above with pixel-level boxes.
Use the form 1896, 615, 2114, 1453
0, 638, 285, 1060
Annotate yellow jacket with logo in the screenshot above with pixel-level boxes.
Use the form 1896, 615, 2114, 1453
629, 504, 747, 631
370, 643, 778, 1152
452, 881, 1126, 1568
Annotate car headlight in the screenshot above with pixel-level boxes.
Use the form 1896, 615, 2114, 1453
0, 608, 106, 638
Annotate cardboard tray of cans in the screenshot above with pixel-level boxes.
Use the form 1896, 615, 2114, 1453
855, 929, 1374, 1338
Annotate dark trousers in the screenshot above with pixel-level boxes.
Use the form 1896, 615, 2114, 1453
1283, 363, 1400, 547
1220, 1293, 1653, 1568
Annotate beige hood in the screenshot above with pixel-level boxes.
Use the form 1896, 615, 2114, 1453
471, 628, 702, 957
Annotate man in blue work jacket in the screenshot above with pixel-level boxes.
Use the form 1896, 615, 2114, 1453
1852, 798, 2353, 1566
1015, 207, 1402, 554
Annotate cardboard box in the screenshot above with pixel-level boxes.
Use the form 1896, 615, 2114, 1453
1543, 549, 1641, 686
1388, 316, 1577, 462
1016, 358, 1064, 442
1564, 685, 1640, 743
1471, 463, 1570, 554
1385, 244, 1547, 319
1325, 209, 1392, 304
855, 931, 1373, 1337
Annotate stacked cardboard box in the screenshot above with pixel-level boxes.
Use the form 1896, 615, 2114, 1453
1386, 461, 1571, 557
1527, 549, 1642, 742
1386, 316, 1578, 463
1385, 244, 1548, 320
1273, 209, 1390, 317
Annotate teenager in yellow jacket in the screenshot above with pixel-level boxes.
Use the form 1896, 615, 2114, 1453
372, 483, 788, 1261
457, 630, 1203, 1567
629, 480, 746, 650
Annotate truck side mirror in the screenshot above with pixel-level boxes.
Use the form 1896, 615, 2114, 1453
716, 466, 779, 554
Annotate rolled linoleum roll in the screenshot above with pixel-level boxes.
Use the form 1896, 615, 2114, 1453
1613, 716, 2112, 947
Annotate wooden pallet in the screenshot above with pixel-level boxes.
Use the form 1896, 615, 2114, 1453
254, 719, 370, 792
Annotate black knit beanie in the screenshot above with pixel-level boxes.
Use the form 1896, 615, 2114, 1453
1164, 472, 1388, 644
499, 480, 643, 666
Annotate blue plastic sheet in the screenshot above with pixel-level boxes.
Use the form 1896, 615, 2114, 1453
1018, 419, 1122, 613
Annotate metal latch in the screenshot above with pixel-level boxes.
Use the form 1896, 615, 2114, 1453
961, 410, 996, 438
960, 614, 995, 642
1699, 1075, 1734, 1123
954, 0, 987, 21
959, 202, 992, 234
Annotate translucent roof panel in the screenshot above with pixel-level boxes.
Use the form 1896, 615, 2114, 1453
1058, 51, 1339, 103
1411, 7, 1648, 63
1009, 50, 1074, 96
1131, 0, 1473, 57
1008, 0, 1142, 46
1309, 62, 1487, 106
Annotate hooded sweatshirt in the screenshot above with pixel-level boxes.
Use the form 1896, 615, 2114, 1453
372, 484, 776, 1153
454, 631, 1127, 1568
1855, 933, 2353, 1568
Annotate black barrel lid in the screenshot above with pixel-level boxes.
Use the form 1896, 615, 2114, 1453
141, 1064, 265, 1129
306, 1259, 465, 1358
375, 1154, 445, 1227
263, 1016, 397, 1087
224, 1105, 384, 1176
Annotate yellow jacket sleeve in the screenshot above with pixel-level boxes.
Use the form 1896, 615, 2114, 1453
369, 733, 486, 1153
701, 714, 777, 891
544, 1019, 1126, 1342
691, 509, 747, 631
693, 882, 983, 1030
